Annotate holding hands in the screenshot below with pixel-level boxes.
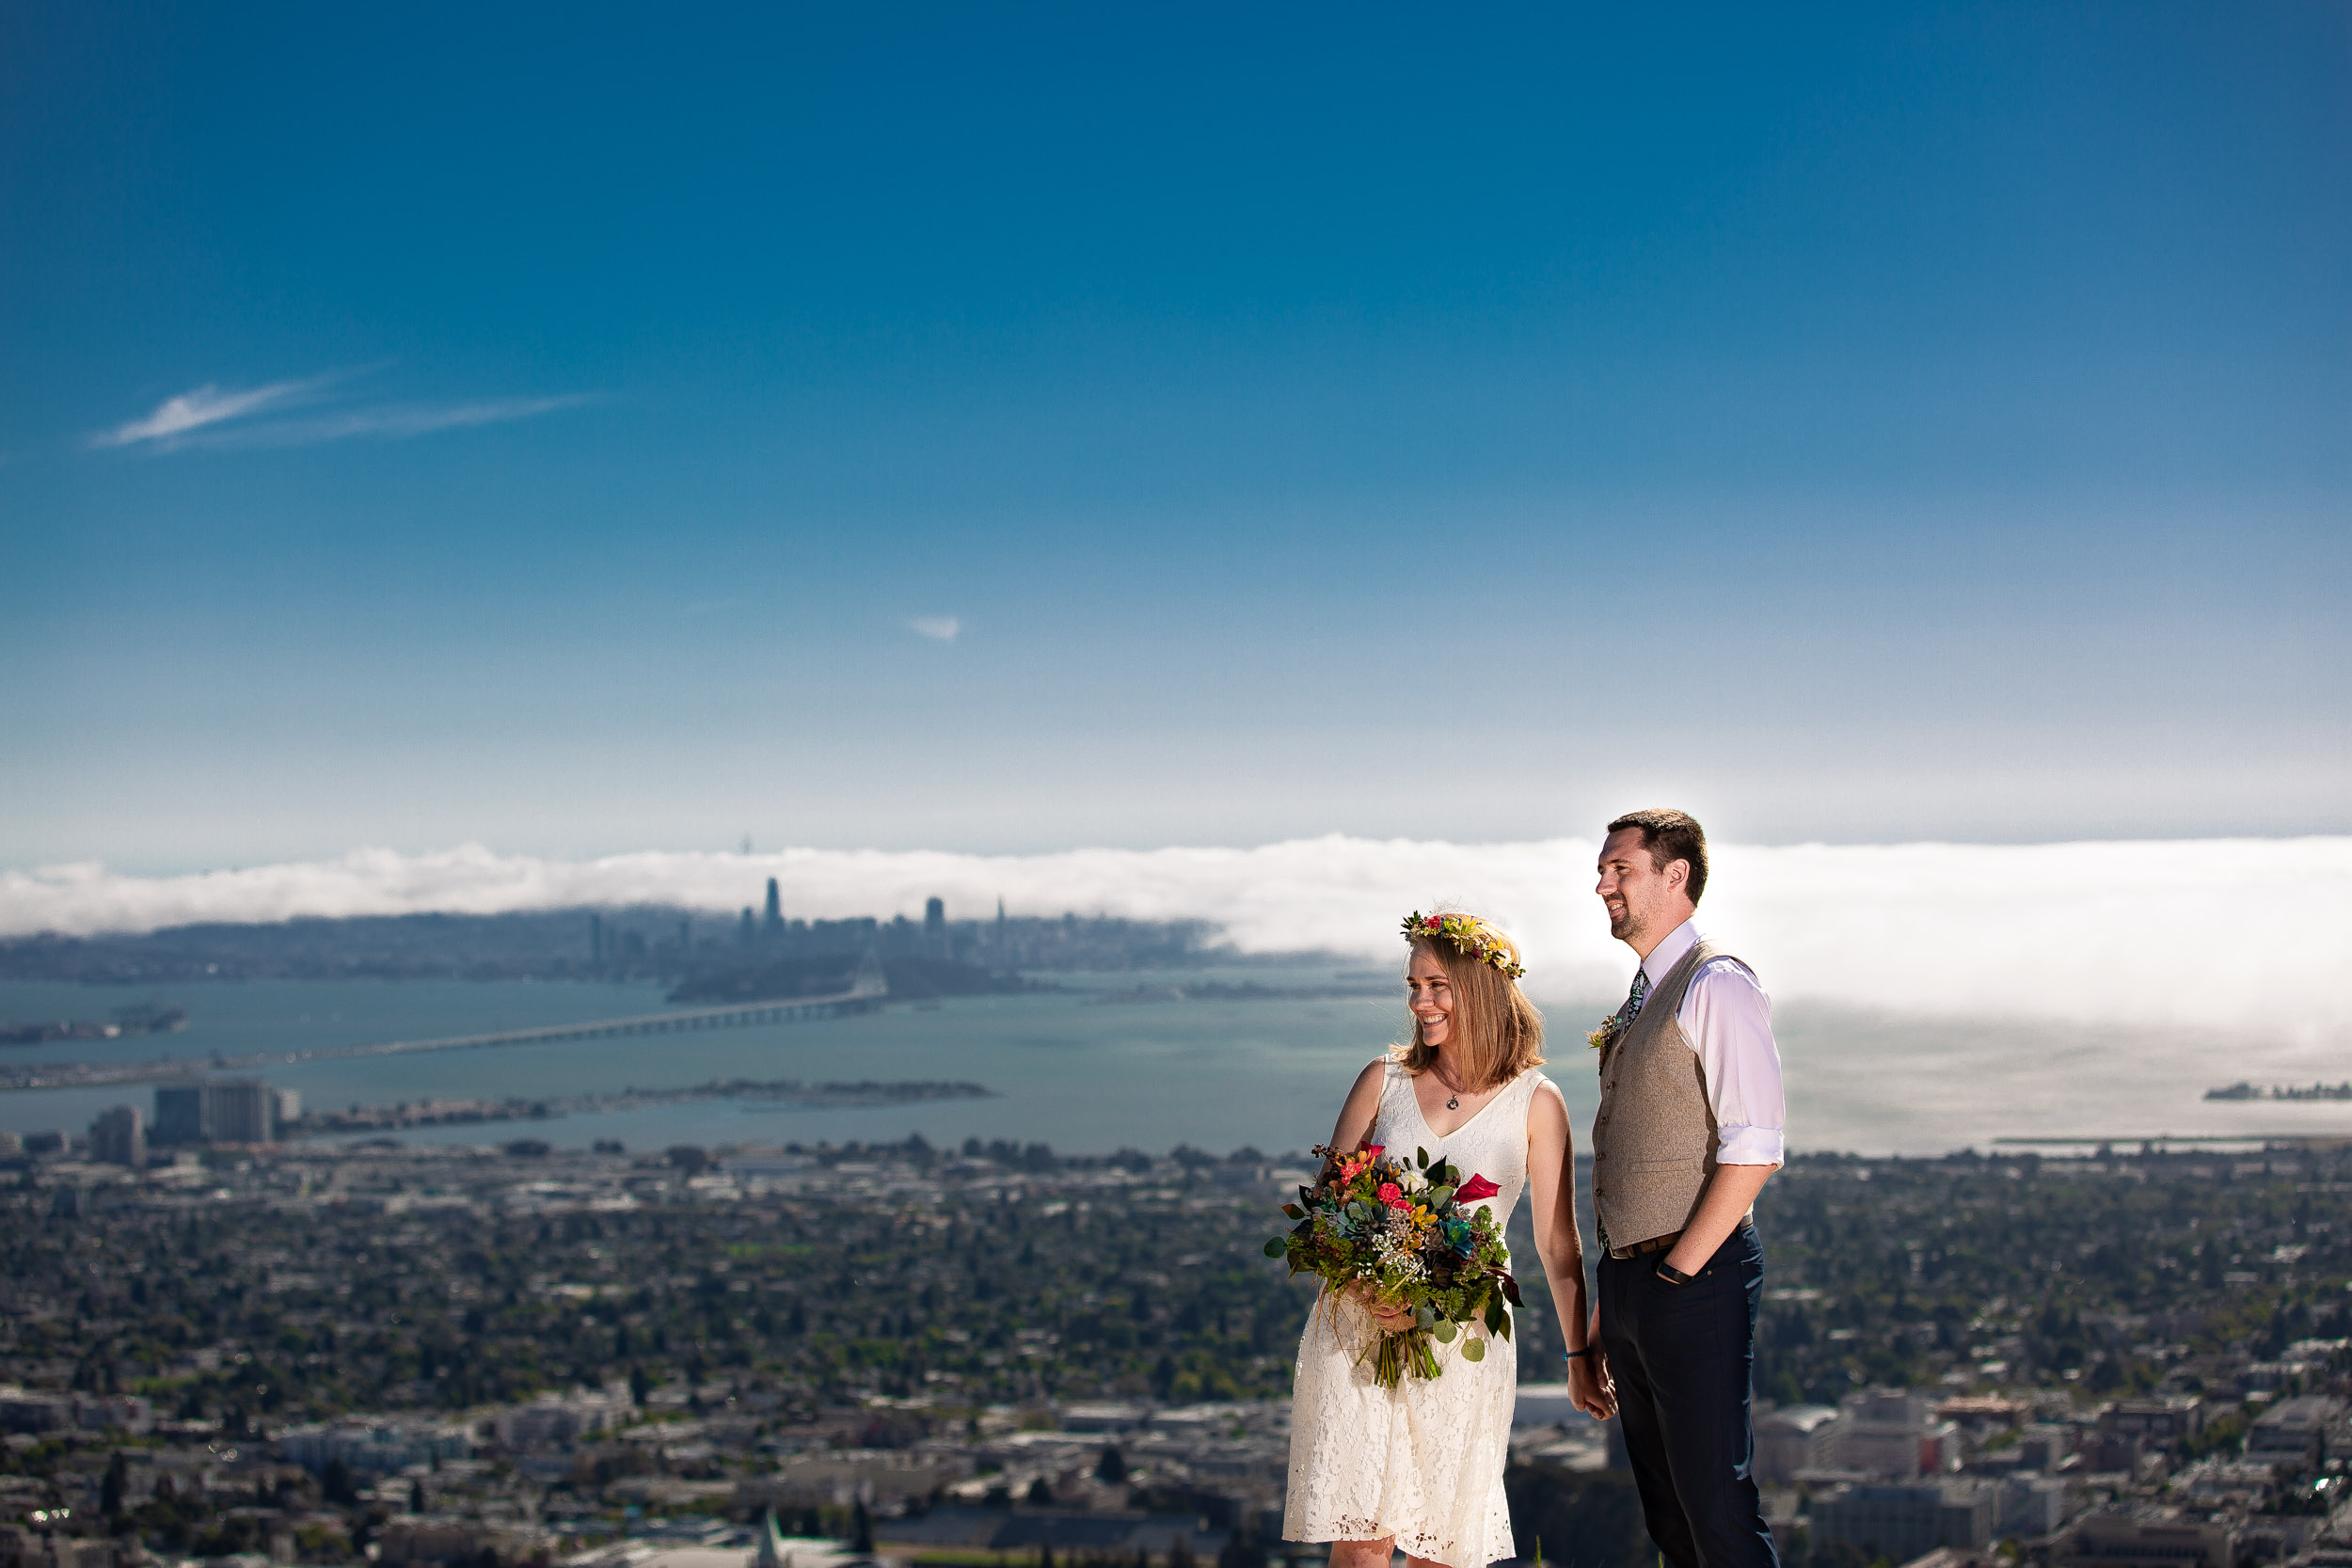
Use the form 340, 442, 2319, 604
1565, 1305, 1615, 1419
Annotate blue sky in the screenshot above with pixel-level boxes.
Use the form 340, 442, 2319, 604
3, 2, 2345, 870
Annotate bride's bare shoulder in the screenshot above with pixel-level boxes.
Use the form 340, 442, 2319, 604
1338, 1058, 1389, 1111
1326, 1058, 1394, 1152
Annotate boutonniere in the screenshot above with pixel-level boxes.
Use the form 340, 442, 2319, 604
1587, 1015, 1626, 1054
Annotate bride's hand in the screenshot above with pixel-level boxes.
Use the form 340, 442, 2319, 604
1345, 1283, 1415, 1334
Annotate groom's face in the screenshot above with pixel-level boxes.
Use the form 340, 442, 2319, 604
1597, 828, 1687, 943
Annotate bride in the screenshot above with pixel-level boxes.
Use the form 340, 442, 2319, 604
1284, 912, 1614, 1568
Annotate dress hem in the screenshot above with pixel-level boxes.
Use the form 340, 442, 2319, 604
1281, 1523, 1508, 1568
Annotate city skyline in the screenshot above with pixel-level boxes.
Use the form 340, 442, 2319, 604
3, 3, 2345, 869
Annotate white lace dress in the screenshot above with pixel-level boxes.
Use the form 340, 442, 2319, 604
1283, 1060, 1561, 1568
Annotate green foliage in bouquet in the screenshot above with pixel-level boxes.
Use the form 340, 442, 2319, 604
1265, 1141, 1521, 1387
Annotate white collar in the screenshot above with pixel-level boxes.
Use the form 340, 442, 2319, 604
1639, 918, 1700, 987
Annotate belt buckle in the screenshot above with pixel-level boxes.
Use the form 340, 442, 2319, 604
1613, 1229, 1680, 1261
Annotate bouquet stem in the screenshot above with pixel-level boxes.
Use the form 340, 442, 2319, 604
1369, 1329, 1443, 1388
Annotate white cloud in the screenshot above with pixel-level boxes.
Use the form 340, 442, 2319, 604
188, 396, 592, 449
90, 373, 587, 452
909, 616, 961, 641
91, 376, 326, 448
4, 835, 2345, 1042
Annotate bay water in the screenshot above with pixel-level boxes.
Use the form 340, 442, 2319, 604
1, 968, 2345, 1155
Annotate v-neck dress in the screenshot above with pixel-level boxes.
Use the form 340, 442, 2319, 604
1283, 1059, 1560, 1568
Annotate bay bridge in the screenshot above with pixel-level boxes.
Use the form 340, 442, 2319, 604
0, 953, 891, 1091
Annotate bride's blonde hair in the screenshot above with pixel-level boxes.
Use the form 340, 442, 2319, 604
1396, 913, 1545, 1091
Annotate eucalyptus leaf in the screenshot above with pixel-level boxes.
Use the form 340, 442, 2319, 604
1431, 1320, 1458, 1343
1461, 1337, 1486, 1363
1263, 1238, 1286, 1258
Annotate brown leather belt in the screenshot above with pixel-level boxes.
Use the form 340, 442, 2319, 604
1608, 1228, 1682, 1261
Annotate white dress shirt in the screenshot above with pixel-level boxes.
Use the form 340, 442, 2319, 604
1637, 918, 1786, 1167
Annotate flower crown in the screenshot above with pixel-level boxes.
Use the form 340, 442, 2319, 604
1401, 911, 1527, 979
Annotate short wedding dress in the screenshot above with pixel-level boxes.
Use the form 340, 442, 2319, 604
1284, 1059, 1562, 1568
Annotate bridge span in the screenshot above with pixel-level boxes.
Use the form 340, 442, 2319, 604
0, 958, 891, 1091
322, 984, 884, 1060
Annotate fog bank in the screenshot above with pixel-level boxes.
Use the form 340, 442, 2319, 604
6, 835, 2344, 1041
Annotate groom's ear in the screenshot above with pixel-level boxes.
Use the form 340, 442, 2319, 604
1664, 858, 1692, 895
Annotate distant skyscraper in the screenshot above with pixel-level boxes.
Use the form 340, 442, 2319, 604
153, 1079, 274, 1145
90, 1105, 144, 1167
205, 1080, 274, 1143
153, 1084, 205, 1144
763, 878, 784, 939
924, 897, 946, 935
739, 907, 756, 946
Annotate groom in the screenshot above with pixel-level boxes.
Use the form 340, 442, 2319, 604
1587, 809, 1784, 1568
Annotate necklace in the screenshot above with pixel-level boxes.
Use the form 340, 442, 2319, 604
1431, 1061, 1467, 1111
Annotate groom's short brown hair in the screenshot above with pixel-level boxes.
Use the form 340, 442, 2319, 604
1606, 808, 1709, 905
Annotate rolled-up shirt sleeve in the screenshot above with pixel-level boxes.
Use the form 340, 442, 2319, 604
1681, 958, 1786, 1166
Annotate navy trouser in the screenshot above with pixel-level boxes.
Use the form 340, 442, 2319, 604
1597, 1225, 1778, 1568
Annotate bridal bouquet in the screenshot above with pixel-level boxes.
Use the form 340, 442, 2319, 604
1265, 1143, 1520, 1387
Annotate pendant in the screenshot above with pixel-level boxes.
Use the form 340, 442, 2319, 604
1447, 1095, 1460, 1110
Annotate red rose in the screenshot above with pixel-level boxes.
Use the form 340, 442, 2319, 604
1455, 1174, 1502, 1202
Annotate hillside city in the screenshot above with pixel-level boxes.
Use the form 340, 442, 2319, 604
2, 1127, 2347, 1568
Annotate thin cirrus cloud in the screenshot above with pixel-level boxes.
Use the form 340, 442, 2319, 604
190, 395, 592, 450
909, 616, 961, 642
88, 371, 589, 452
88, 374, 332, 448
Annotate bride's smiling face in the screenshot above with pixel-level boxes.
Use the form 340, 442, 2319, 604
1406, 945, 1454, 1048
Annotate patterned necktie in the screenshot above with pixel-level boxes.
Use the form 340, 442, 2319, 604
1619, 968, 1650, 1027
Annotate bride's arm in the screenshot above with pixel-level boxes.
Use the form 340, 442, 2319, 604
1324, 1059, 1390, 1168
1327, 1060, 1413, 1332
1527, 1083, 1615, 1419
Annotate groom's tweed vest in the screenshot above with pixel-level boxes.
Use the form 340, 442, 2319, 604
1591, 940, 1747, 1249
